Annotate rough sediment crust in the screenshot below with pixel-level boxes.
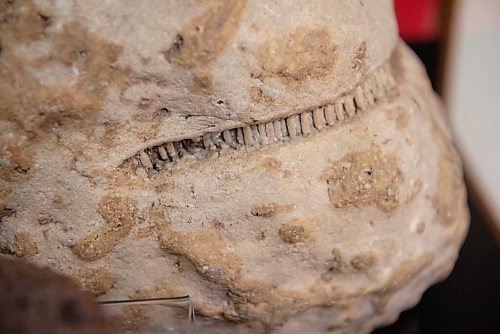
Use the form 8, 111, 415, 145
0, 1, 468, 333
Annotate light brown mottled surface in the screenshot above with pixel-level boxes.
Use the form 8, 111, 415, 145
0, 1, 468, 333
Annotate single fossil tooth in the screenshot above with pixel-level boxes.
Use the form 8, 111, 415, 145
236, 127, 245, 145
313, 107, 326, 129
202, 133, 210, 149
166, 142, 178, 160
286, 115, 299, 138
191, 137, 205, 154
354, 85, 368, 110
300, 111, 313, 135
265, 122, 276, 142
211, 132, 224, 148
222, 129, 232, 143
175, 141, 189, 157
251, 125, 260, 144
257, 123, 268, 145
335, 100, 345, 121
274, 120, 283, 140
180, 140, 190, 154
223, 129, 238, 148
203, 133, 216, 150
231, 129, 240, 147
324, 104, 336, 126
243, 126, 254, 146
139, 151, 153, 169
280, 118, 288, 138
157, 146, 169, 160
150, 154, 163, 170
344, 97, 356, 118
364, 79, 376, 105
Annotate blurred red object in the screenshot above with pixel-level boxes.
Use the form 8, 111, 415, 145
395, 0, 440, 42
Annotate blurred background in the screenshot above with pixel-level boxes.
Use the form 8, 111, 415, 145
375, 1, 500, 333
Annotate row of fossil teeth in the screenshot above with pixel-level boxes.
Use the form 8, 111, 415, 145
135, 62, 396, 171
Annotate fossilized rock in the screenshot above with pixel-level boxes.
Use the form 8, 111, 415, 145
0, 1, 468, 333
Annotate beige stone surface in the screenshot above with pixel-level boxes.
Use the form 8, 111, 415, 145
0, 1, 468, 333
